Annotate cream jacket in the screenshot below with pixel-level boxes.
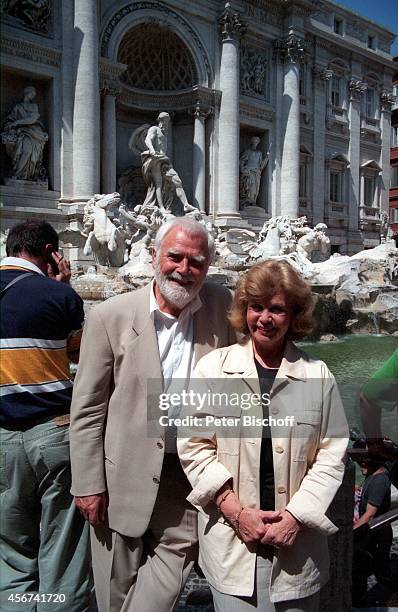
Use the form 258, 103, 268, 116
177, 338, 349, 602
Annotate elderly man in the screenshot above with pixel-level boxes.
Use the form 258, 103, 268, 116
70, 217, 235, 612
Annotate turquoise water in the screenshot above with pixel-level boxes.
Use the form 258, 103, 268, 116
299, 335, 398, 437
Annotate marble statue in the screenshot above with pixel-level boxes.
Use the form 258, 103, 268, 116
239, 137, 269, 206
118, 203, 163, 260
256, 216, 292, 258
379, 211, 389, 243
2, 86, 48, 181
129, 112, 196, 214
82, 192, 126, 267
297, 223, 331, 263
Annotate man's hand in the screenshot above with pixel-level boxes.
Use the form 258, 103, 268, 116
47, 251, 71, 284
74, 493, 108, 525
238, 508, 281, 543
261, 509, 301, 548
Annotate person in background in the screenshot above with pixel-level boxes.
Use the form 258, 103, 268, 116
0, 220, 92, 611
352, 454, 393, 606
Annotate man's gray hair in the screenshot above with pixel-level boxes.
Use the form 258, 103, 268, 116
154, 217, 215, 261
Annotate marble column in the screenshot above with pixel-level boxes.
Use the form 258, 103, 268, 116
73, 0, 100, 199
379, 90, 394, 215
217, 3, 246, 220
348, 79, 366, 232
101, 85, 118, 194
312, 67, 332, 225
275, 31, 305, 219
192, 103, 210, 211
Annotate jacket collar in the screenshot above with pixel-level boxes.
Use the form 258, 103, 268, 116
222, 337, 307, 387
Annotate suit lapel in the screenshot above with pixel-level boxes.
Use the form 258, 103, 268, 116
193, 289, 218, 366
130, 284, 162, 382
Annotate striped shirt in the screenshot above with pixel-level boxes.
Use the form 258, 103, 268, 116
0, 258, 84, 425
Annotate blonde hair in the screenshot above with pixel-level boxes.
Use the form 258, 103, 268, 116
228, 260, 314, 340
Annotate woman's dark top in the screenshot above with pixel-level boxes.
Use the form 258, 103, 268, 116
255, 359, 278, 511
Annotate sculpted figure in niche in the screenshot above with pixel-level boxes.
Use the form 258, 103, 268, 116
129, 112, 196, 213
239, 136, 269, 207
1, 86, 48, 181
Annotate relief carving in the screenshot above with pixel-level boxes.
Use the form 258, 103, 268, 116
241, 46, 268, 99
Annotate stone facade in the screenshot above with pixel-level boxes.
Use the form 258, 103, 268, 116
390, 56, 398, 243
0, 0, 396, 256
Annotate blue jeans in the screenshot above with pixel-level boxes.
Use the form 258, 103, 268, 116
0, 420, 92, 611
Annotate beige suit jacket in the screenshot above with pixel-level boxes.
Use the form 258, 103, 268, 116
70, 281, 235, 537
178, 338, 349, 601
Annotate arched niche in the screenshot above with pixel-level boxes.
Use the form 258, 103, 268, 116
100, 2, 212, 87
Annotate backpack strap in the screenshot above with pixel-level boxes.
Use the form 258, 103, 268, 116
0, 272, 36, 298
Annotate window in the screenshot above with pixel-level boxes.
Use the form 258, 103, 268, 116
390, 208, 398, 223
299, 64, 307, 97
331, 75, 342, 106
365, 88, 376, 118
392, 126, 398, 147
360, 161, 381, 208
364, 176, 376, 206
392, 85, 398, 111
334, 18, 343, 35
391, 166, 398, 188
299, 163, 307, 198
330, 171, 343, 202
367, 35, 375, 49
328, 154, 348, 204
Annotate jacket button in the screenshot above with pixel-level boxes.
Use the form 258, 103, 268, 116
157, 441, 163, 449
271, 408, 279, 415
275, 446, 284, 453
153, 476, 160, 484
277, 486, 286, 494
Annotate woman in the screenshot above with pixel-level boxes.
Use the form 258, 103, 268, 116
178, 261, 349, 611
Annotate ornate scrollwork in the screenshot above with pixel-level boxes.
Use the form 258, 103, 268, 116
348, 78, 367, 101
380, 89, 395, 112
218, 2, 247, 42
191, 101, 212, 120
274, 30, 306, 64
99, 59, 127, 97
312, 66, 333, 82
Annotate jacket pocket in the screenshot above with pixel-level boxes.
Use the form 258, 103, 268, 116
292, 410, 321, 461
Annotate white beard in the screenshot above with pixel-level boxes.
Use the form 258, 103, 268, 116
154, 262, 199, 310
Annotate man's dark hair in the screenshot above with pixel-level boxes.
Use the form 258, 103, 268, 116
6, 220, 59, 257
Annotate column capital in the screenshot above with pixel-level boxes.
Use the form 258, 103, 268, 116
100, 78, 122, 97
190, 101, 212, 119
218, 2, 247, 43
348, 78, 367, 101
274, 30, 306, 64
99, 58, 127, 97
380, 89, 395, 112
312, 66, 333, 83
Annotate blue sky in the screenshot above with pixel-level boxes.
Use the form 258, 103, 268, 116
332, 0, 398, 55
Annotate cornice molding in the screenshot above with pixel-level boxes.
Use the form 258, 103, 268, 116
0, 35, 61, 68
